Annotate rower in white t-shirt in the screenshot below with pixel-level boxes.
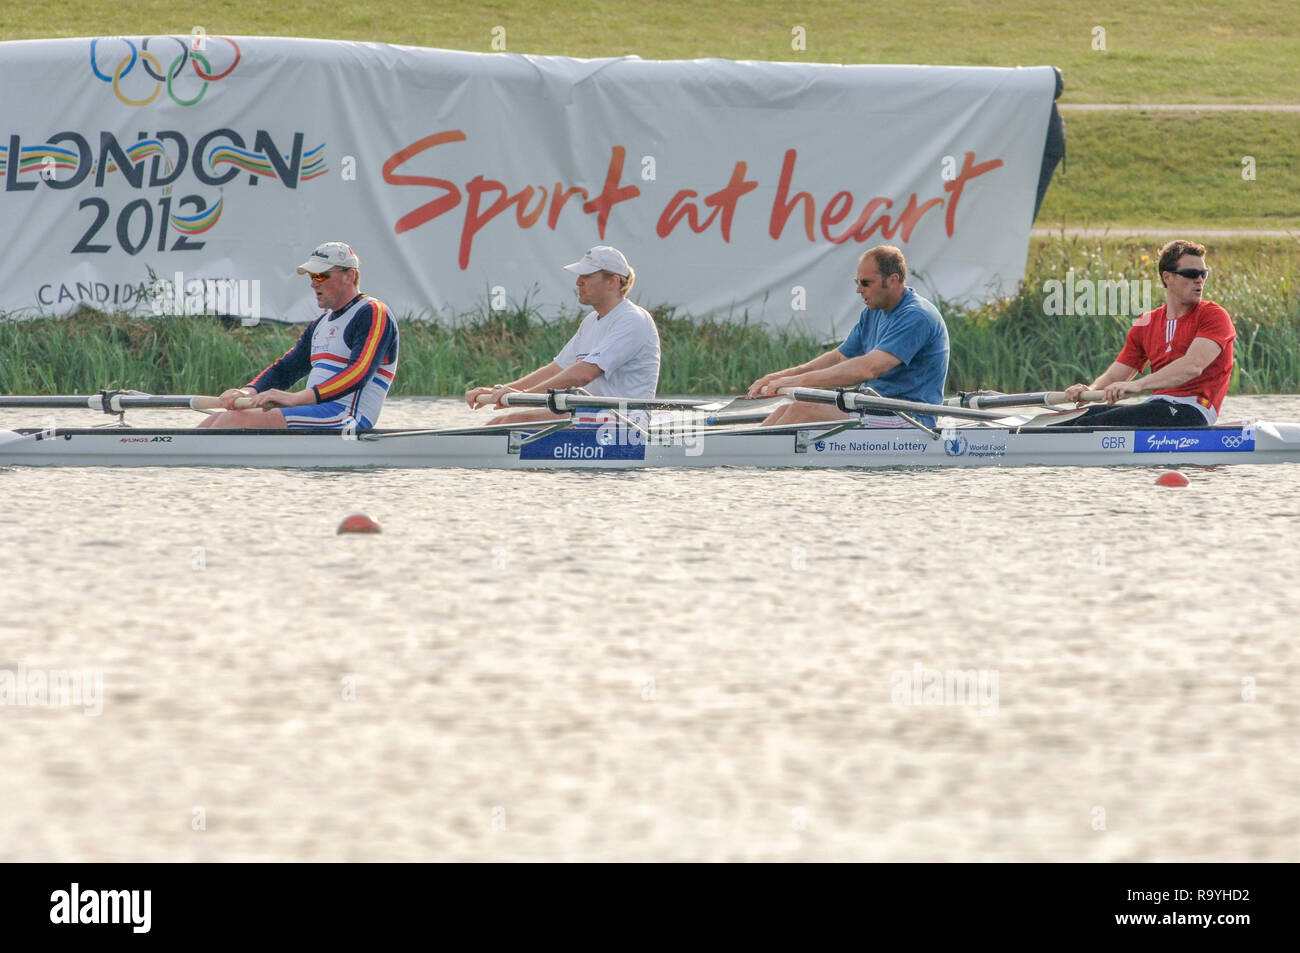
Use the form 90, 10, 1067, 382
465, 245, 661, 425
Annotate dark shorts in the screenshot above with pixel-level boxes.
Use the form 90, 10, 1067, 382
1049, 398, 1209, 428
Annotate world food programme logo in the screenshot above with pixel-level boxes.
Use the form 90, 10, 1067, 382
943, 434, 968, 457
90, 35, 242, 107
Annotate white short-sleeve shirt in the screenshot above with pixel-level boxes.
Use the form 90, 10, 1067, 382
554, 298, 661, 398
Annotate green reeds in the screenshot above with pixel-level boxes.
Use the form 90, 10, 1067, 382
4, 236, 1298, 395
946, 234, 1300, 392
0, 312, 300, 395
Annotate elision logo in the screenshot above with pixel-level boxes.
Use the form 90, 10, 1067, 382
90, 35, 241, 107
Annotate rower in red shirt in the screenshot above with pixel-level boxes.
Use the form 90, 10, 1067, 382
1057, 239, 1234, 426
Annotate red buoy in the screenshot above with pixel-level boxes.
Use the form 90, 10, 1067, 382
1155, 471, 1190, 487
337, 513, 382, 534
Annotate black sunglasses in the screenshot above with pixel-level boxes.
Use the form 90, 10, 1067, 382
856, 274, 898, 288
1167, 267, 1210, 280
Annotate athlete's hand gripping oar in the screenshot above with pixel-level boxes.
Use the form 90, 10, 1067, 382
192, 394, 264, 411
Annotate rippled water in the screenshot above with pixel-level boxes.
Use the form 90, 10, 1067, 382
2, 396, 1298, 860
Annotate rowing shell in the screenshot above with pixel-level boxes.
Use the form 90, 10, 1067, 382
0, 420, 1293, 469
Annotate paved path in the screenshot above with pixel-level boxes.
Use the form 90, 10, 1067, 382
1032, 228, 1299, 238
1059, 103, 1300, 112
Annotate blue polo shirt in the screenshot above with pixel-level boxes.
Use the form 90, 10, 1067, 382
839, 287, 950, 409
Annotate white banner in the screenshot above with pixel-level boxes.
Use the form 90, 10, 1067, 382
0, 36, 1055, 337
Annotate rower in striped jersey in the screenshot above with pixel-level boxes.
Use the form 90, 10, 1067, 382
199, 242, 399, 430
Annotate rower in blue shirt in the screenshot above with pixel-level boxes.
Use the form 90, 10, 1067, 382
747, 245, 950, 427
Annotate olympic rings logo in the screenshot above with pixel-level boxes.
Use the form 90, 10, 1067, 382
1222, 435, 1244, 448
90, 36, 241, 107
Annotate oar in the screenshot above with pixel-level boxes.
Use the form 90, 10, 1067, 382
949, 389, 1107, 410
475, 391, 719, 412
706, 395, 789, 425
0, 393, 257, 412
779, 387, 1010, 423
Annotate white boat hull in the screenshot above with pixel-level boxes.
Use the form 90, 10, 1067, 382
1, 421, 1296, 469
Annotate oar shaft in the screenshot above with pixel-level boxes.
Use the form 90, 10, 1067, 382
961, 390, 1106, 409
498, 392, 550, 407
781, 387, 838, 405
0, 394, 254, 412
706, 409, 775, 425
482, 391, 716, 412
781, 387, 1008, 422
0, 396, 108, 409
548, 393, 713, 412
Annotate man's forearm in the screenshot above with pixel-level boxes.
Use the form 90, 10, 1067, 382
779, 349, 846, 379
533, 362, 601, 391
1131, 356, 1203, 392
1090, 362, 1139, 390
785, 352, 898, 389
507, 362, 563, 391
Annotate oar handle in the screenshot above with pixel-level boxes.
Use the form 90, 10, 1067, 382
1046, 390, 1107, 404
774, 385, 832, 401
474, 390, 541, 407
190, 396, 258, 411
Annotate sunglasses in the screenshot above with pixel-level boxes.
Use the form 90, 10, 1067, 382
309, 268, 349, 284
1167, 267, 1210, 280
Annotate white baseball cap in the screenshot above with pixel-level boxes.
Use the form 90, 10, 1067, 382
297, 242, 360, 274
564, 245, 630, 277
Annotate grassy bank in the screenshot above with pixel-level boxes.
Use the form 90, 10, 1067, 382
1038, 112, 1300, 231
5, 237, 1298, 396
7, 0, 1299, 104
